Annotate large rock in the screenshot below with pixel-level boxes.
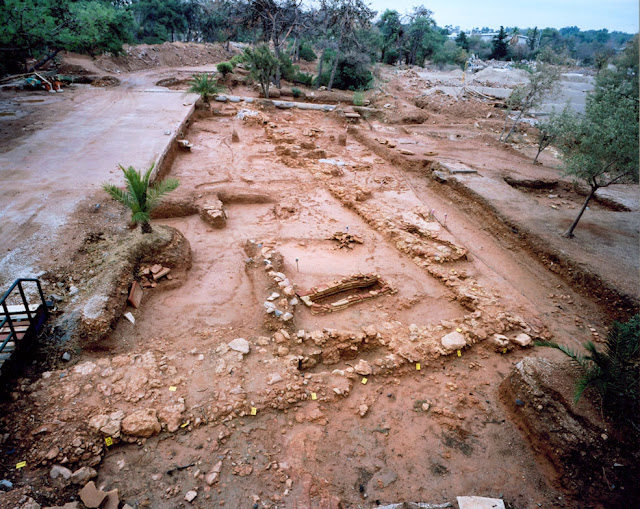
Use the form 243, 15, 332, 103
354, 359, 372, 376
228, 338, 250, 354
70, 466, 97, 485
511, 333, 532, 347
441, 331, 466, 350
158, 403, 186, 432
121, 409, 161, 438
50, 465, 72, 480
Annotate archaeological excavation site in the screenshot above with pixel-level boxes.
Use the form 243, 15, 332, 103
0, 8, 638, 509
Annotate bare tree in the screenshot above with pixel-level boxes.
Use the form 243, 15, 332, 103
499, 62, 560, 142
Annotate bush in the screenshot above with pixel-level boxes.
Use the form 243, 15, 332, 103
292, 87, 302, 98
293, 71, 314, 86
298, 42, 317, 61
382, 48, 400, 65
353, 91, 365, 106
217, 62, 233, 76
319, 53, 373, 91
187, 73, 222, 102
229, 54, 244, 67
278, 53, 297, 82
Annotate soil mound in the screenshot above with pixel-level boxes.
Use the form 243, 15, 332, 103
94, 42, 237, 73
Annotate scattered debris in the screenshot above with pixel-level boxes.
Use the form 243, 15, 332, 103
329, 231, 364, 249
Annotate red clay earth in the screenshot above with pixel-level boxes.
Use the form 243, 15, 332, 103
0, 53, 638, 509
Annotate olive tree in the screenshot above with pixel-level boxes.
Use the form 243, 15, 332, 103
558, 39, 638, 238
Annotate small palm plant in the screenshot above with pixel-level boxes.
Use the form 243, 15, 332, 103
536, 315, 639, 417
103, 164, 179, 234
187, 73, 222, 102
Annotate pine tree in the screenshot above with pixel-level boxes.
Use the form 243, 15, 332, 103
490, 26, 509, 60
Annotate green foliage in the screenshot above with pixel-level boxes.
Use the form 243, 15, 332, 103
536, 315, 640, 420
533, 105, 577, 164
318, 53, 373, 91
278, 53, 297, 82
229, 54, 244, 67
243, 44, 279, 98
490, 26, 509, 60
291, 87, 302, 98
500, 62, 560, 142
293, 71, 314, 86
557, 40, 639, 237
382, 48, 400, 65
216, 62, 233, 76
352, 91, 364, 106
102, 164, 179, 233
455, 31, 469, 51
432, 40, 468, 68
0, 0, 134, 75
187, 73, 222, 102
298, 42, 317, 62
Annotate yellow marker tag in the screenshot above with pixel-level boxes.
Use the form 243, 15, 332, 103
169, 386, 177, 392
16, 461, 26, 469
457, 350, 462, 357
104, 437, 113, 447
250, 407, 257, 415
180, 422, 189, 428
416, 363, 421, 371
502, 348, 507, 354
361, 377, 368, 385
311, 392, 317, 400
456, 328, 462, 332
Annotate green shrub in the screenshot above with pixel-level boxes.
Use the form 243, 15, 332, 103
318, 53, 373, 91
187, 73, 222, 102
536, 314, 640, 420
383, 48, 400, 65
292, 87, 302, 98
298, 42, 317, 61
278, 53, 298, 82
229, 54, 244, 67
217, 62, 233, 76
352, 91, 365, 106
293, 71, 314, 86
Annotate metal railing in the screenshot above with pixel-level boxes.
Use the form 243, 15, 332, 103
0, 278, 48, 356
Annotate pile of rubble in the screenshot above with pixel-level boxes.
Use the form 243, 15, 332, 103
136, 263, 173, 289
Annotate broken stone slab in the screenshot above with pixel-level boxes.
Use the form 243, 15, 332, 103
185, 490, 198, 502
205, 460, 223, 485
102, 490, 119, 509
121, 409, 161, 438
153, 267, 171, 281
79, 481, 107, 508
228, 338, 250, 354
456, 496, 505, 509
127, 281, 143, 309
441, 331, 466, 350
70, 466, 97, 485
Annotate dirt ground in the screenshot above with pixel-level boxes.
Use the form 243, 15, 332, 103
0, 50, 638, 509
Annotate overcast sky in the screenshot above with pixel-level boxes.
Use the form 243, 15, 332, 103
365, 0, 640, 33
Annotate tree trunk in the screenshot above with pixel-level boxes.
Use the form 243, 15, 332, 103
27, 49, 60, 73
563, 187, 596, 238
141, 221, 153, 234
327, 48, 340, 91
316, 50, 325, 89
504, 110, 524, 142
533, 144, 545, 164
